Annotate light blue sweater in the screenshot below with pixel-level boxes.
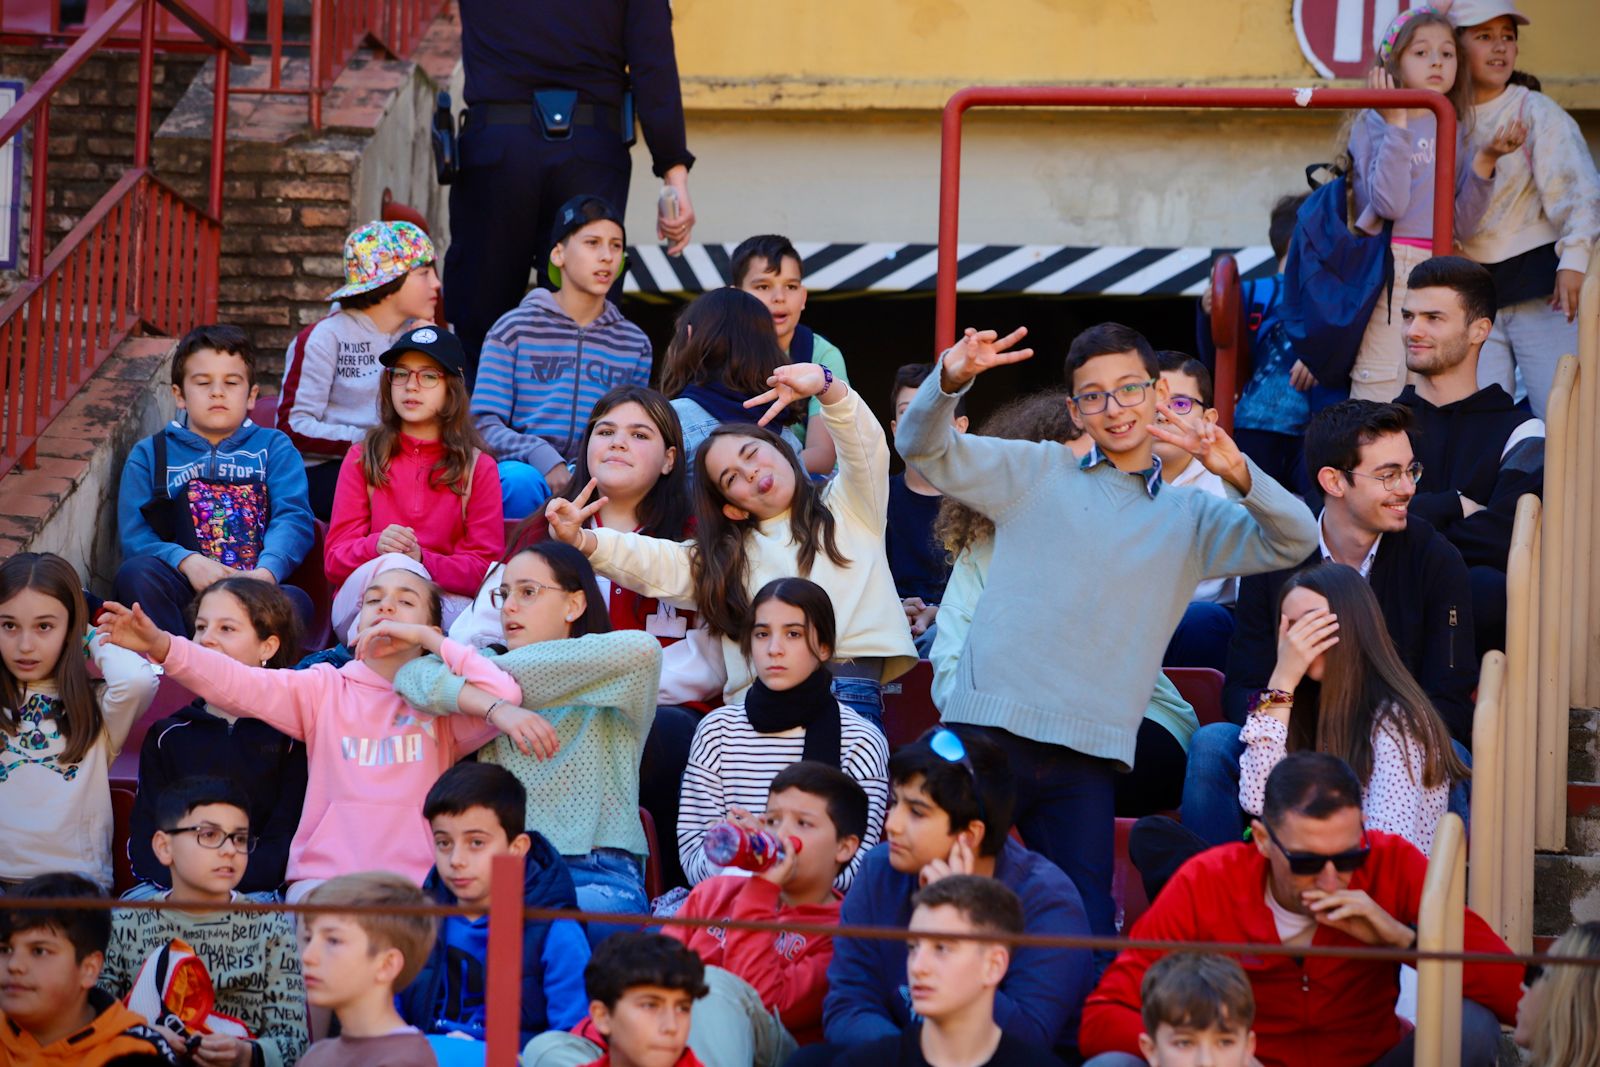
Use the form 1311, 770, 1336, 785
895, 369, 1317, 767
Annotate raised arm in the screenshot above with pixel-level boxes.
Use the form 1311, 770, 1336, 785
1184, 457, 1319, 581
90, 630, 159, 755
747, 364, 889, 530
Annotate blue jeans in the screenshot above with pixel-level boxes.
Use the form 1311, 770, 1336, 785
498, 460, 554, 520
830, 675, 884, 733
967, 726, 1119, 938
1179, 722, 1246, 847
113, 554, 314, 641
1162, 600, 1234, 673
566, 848, 648, 948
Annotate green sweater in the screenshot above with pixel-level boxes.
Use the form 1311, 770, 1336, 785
100, 900, 307, 1067
395, 631, 663, 858
896, 368, 1318, 767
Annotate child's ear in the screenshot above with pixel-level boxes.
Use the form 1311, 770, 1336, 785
589, 1001, 614, 1039
958, 820, 986, 854
259, 634, 282, 665
247, 383, 261, 411
953, 415, 970, 434
814, 641, 832, 664
549, 242, 566, 270
77, 950, 105, 991
375, 945, 406, 986
722, 502, 750, 523
152, 831, 175, 868
1155, 376, 1172, 401
660, 446, 677, 477
171, 383, 187, 410
565, 590, 586, 624
1203, 407, 1220, 427
1137, 1032, 1159, 1064
1066, 399, 1086, 432
981, 943, 1010, 987
834, 833, 862, 868
509, 832, 533, 858
889, 418, 897, 437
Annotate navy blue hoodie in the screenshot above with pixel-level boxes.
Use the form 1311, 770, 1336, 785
398, 831, 590, 1045
822, 838, 1094, 1055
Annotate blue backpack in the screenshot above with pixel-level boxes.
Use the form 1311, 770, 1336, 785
1279, 167, 1393, 390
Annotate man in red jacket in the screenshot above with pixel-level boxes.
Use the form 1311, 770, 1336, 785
1080, 752, 1521, 1067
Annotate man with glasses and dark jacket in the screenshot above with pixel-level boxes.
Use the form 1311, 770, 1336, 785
1080, 753, 1522, 1067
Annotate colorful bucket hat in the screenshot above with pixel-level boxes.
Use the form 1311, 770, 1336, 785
328, 220, 435, 301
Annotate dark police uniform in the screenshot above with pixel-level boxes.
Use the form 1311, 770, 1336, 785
447, 0, 694, 383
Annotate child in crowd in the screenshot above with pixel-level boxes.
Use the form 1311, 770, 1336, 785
522, 932, 709, 1067
548, 360, 918, 727
886, 364, 968, 656
821, 728, 1094, 1057
453, 385, 720, 889
663, 762, 867, 1063
393, 542, 663, 938
1344, 6, 1513, 401
0, 553, 158, 890
1154, 352, 1239, 674
835, 876, 1064, 1067
298, 872, 442, 1066
1451, 3, 1600, 417
897, 322, 1317, 938
472, 195, 652, 518
97, 560, 521, 897
127, 577, 308, 898
0, 873, 178, 1065
730, 235, 853, 475
101, 777, 307, 1066
400, 762, 590, 1046
677, 579, 886, 889
1198, 194, 1319, 490
1134, 953, 1257, 1067
115, 324, 315, 637
928, 392, 1199, 819
659, 288, 805, 465
278, 220, 441, 518
325, 325, 504, 638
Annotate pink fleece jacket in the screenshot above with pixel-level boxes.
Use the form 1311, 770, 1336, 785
324, 436, 505, 597
160, 635, 518, 883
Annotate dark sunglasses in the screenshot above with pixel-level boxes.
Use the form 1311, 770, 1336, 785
929, 728, 986, 823
1264, 822, 1370, 876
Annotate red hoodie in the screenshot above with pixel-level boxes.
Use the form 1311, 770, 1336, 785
1079, 832, 1522, 1067
570, 1017, 704, 1067
660, 876, 841, 1045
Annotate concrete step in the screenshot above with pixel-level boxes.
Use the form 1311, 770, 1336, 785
1568, 783, 1600, 855
1570, 707, 1600, 783
1534, 851, 1600, 938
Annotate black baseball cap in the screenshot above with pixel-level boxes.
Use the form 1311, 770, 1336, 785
550, 194, 625, 249
379, 325, 467, 378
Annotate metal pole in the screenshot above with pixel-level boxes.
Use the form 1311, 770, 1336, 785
133, 0, 157, 168
483, 853, 525, 1066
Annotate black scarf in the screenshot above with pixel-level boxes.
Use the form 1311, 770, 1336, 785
743, 667, 842, 768
680, 380, 798, 429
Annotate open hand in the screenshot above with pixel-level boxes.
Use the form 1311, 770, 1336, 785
353, 618, 440, 661
178, 553, 234, 594
544, 478, 607, 553
490, 705, 560, 760
1267, 608, 1339, 696
1149, 402, 1252, 493
744, 363, 835, 427
1481, 119, 1528, 160
1302, 887, 1411, 947
920, 836, 978, 888
1368, 68, 1407, 127
938, 327, 1034, 390
96, 602, 173, 663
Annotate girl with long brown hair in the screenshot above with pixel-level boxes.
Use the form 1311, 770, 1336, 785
548, 362, 916, 727
324, 328, 503, 637
0, 552, 158, 889
1239, 562, 1468, 854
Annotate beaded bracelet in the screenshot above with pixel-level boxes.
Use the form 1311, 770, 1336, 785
1250, 688, 1294, 714
484, 699, 504, 729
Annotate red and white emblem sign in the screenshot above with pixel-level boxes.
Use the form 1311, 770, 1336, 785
1294, 0, 1423, 79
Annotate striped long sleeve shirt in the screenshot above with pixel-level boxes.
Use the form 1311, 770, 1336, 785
677, 702, 889, 890
470, 288, 653, 472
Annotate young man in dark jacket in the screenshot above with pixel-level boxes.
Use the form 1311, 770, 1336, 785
1396, 255, 1545, 655
398, 763, 590, 1047
1081, 754, 1521, 1067
805, 728, 1094, 1063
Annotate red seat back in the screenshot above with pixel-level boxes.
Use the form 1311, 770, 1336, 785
111, 784, 139, 895
287, 519, 335, 652
639, 807, 664, 902
1114, 816, 1152, 932
1162, 666, 1226, 727
1, 0, 59, 33
882, 660, 939, 752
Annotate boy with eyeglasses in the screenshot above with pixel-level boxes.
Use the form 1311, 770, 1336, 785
804, 727, 1094, 1064
1081, 753, 1521, 1067
99, 776, 309, 1066
895, 322, 1318, 942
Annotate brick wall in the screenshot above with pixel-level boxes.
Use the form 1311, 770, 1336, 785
0, 47, 205, 300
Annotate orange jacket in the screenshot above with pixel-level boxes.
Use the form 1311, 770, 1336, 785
0, 990, 177, 1066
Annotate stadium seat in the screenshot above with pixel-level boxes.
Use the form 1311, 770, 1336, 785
110, 673, 196, 783
110, 783, 138, 895
1162, 666, 1226, 727
287, 518, 335, 652
249, 394, 277, 430
1113, 816, 1152, 932
882, 659, 938, 752
640, 806, 664, 902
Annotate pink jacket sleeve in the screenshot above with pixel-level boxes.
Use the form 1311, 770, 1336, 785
435, 637, 521, 753
324, 446, 381, 588
419, 452, 505, 597
161, 635, 326, 740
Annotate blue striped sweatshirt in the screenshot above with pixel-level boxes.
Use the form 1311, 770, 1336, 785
470, 288, 653, 472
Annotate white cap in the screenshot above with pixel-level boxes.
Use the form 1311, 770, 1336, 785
1447, 0, 1530, 28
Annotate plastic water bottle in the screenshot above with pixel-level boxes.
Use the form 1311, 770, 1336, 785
703, 822, 799, 873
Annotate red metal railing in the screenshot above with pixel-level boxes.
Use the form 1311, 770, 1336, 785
0, 0, 245, 478
935, 86, 1457, 429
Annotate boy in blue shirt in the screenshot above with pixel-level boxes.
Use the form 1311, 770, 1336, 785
115, 324, 314, 636
399, 762, 590, 1046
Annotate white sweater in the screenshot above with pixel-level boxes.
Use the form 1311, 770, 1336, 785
279, 309, 409, 457
588, 388, 918, 702
0, 633, 158, 888
1461, 85, 1600, 274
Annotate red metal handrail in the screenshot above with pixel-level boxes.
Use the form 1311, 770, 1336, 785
936, 86, 1458, 428
0, 0, 241, 477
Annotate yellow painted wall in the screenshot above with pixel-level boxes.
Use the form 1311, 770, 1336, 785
671, 0, 1600, 110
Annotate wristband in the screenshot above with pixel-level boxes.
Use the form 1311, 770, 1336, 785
1250, 689, 1294, 714
485, 699, 504, 728
819, 366, 834, 392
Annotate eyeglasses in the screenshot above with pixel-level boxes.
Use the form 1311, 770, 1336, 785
490, 579, 560, 609
1263, 823, 1370, 876
1070, 379, 1157, 415
1341, 461, 1424, 492
388, 367, 446, 388
163, 825, 258, 853
1165, 394, 1204, 416
929, 728, 986, 823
